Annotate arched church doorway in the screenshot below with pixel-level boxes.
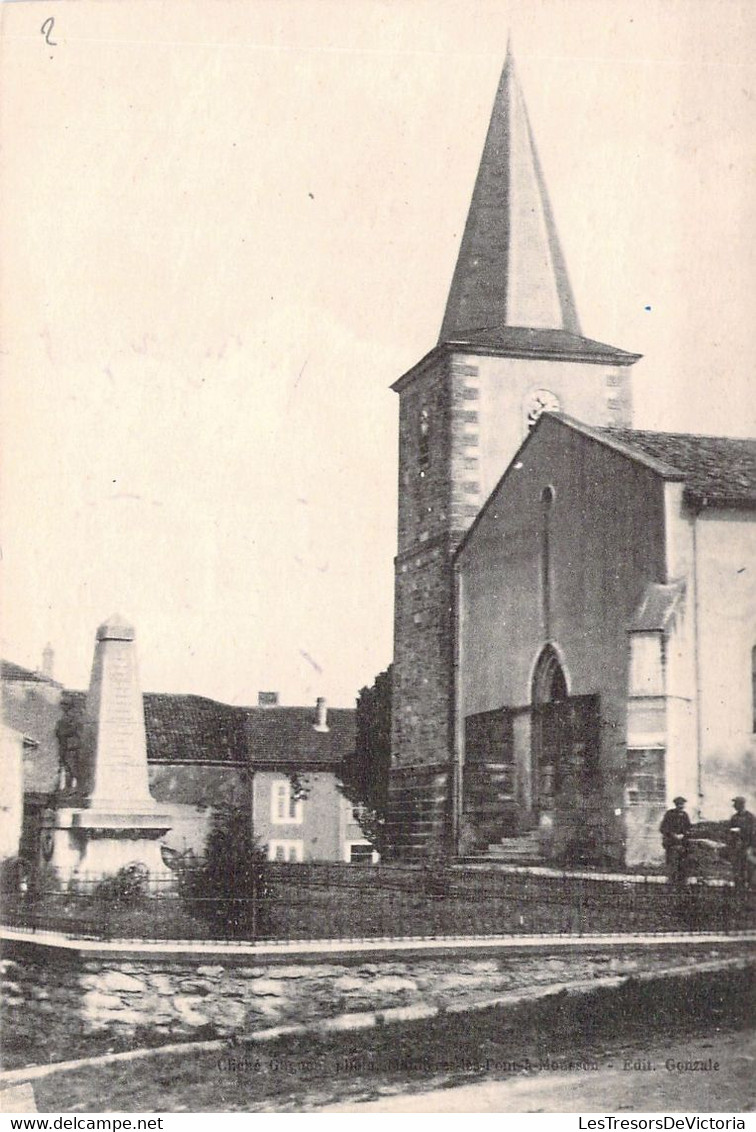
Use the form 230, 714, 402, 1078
529, 646, 602, 833
531, 645, 569, 819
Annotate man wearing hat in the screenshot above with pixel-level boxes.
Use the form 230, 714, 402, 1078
660, 796, 691, 887
727, 796, 754, 890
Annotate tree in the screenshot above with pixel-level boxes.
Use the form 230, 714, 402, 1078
179, 805, 267, 938
339, 665, 392, 853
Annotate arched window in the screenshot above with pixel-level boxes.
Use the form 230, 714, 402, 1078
532, 643, 567, 706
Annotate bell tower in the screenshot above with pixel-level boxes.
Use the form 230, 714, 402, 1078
387, 46, 640, 859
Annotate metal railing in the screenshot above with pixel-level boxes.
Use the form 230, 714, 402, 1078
1, 862, 753, 944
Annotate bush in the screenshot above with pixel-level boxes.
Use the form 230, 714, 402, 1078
93, 863, 149, 908
0, 858, 25, 894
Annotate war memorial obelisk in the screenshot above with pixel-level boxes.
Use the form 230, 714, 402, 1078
47, 615, 171, 879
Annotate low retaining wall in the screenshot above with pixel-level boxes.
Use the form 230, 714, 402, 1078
2, 936, 753, 1068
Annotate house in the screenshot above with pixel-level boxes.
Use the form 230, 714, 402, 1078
1, 657, 63, 862
4, 651, 366, 867
0, 727, 26, 862
142, 690, 363, 862
56, 686, 361, 863
386, 47, 755, 865
247, 696, 367, 862
141, 692, 250, 857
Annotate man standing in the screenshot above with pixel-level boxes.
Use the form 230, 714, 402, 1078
660, 796, 691, 888
727, 796, 755, 890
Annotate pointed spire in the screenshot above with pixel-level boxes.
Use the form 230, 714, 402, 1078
439, 49, 581, 343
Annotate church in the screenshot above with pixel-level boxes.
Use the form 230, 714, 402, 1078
386, 47, 756, 866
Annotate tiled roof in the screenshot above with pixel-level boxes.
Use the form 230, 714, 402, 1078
596, 427, 756, 508
66, 690, 355, 767
1, 660, 58, 685
144, 694, 249, 764
245, 706, 356, 768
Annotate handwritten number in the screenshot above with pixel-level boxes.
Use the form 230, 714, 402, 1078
41, 17, 57, 47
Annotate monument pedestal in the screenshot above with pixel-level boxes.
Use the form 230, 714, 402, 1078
47, 807, 171, 880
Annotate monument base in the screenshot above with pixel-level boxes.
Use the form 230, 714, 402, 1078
45, 807, 172, 881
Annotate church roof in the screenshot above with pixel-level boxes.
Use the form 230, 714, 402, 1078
595, 426, 756, 509
391, 329, 639, 393
439, 47, 580, 343
444, 327, 638, 362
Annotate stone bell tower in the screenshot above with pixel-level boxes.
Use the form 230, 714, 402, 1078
387, 46, 640, 858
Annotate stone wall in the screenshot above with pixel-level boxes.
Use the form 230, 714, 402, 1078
2, 940, 742, 1064
385, 765, 451, 859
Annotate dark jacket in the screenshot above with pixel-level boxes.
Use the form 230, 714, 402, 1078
727, 809, 755, 851
660, 808, 691, 849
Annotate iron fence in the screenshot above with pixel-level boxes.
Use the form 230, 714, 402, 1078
1, 862, 753, 944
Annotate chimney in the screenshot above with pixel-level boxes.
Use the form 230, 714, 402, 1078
41, 643, 54, 680
313, 696, 329, 732
258, 691, 279, 708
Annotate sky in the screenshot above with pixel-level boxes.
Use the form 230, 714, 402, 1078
1, 0, 755, 707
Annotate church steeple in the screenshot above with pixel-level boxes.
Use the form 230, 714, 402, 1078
440, 46, 581, 343
388, 44, 638, 862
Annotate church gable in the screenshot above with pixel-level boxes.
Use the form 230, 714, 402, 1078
457, 413, 669, 712
458, 414, 756, 564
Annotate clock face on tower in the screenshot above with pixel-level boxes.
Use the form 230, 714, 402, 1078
526, 388, 561, 430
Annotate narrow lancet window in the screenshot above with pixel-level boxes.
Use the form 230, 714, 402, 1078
540, 486, 555, 635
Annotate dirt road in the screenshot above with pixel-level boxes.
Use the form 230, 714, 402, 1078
323, 1030, 756, 1113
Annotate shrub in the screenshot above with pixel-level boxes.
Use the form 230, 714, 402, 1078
0, 858, 25, 894
93, 863, 149, 908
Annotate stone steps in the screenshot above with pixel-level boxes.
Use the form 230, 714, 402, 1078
485, 832, 542, 863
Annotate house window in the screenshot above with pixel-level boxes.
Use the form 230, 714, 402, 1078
271, 780, 303, 824
629, 633, 663, 696
268, 839, 304, 863
626, 748, 665, 804
345, 840, 379, 864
